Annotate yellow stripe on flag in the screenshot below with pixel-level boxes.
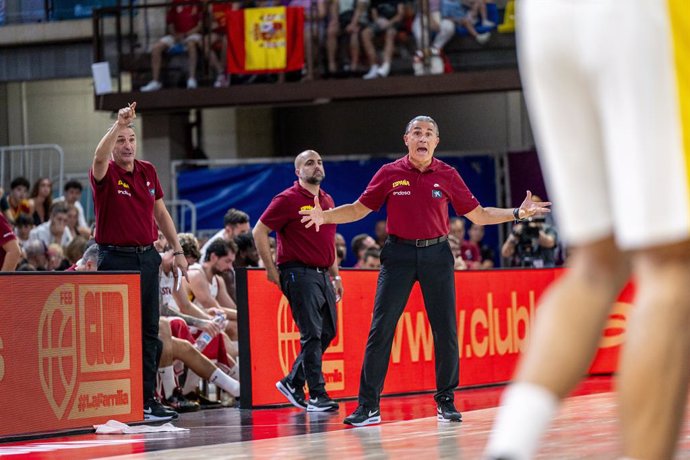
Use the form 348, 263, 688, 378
244, 7, 288, 71
667, 0, 690, 186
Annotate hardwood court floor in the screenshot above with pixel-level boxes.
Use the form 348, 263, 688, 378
2, 376, 690, 459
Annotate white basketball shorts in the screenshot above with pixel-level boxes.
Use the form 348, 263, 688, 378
517, 0, 690, 249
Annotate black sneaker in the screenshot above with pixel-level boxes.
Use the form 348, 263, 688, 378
436, 396, 462, 422
164, 388, 200, 413
306, 393, 339, 412
343, 404, 381, 426
276, 378, 307, 409
144, 398, 179, 421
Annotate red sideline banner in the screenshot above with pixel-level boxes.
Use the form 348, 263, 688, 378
0, 273, 142, 438
238, 268, 635, 408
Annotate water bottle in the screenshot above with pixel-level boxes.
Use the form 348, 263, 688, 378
195, 313, 226, 351
206, 382, 218, 402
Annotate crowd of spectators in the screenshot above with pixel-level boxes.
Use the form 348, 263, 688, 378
0, 176, 93, 271
135, 0, 504, 90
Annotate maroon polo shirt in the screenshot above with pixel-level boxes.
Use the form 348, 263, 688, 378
359, 156, 479, 240
90, 159, 164, 246
0, 214, 17, 268
259, 181, 336, 268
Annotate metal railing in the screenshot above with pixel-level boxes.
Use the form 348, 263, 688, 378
0, 144, 64, 194
166, 198, 197, 234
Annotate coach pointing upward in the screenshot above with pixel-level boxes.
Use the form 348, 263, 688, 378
300, 116, 550, 426
90, 102, 188, 422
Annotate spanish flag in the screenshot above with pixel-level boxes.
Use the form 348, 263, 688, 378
227, 6, 304, 74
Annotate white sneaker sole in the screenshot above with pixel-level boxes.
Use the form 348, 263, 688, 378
144, 413, 174, 422
436, 414, 462, 423
275, 381, 307, 410
306, 403, 339, 412
344, 415, 381, 427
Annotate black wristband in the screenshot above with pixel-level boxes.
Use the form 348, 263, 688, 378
173, 250, 184, 256
513, 207, 521, 222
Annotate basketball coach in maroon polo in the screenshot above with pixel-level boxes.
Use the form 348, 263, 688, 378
253, 150, 343, 413
300, 116, 551, 427
90, 102, 189, 422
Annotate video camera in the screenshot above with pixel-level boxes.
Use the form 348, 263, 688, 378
521, 216, 546, 240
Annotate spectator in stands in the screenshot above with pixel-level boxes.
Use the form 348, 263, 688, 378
66, 205, 86, 241
361, 247, 381, 269
64, 236, 88, 268
47, 243, 69, 270
449, 216, 465, 241
326, 0, 369, 75
141, 0, 204, 91
374, 219, 387, 246
55, 180, 90, 238
460, 237, 481, 269
361, 0, 405, 79
501, 216, 558, 268
0, 213, 21, 271
335, 232, 347, 266
206, 1, 234, 88
0, 176, 32, 224
200, 208, 250, 261
29, 177, 53, 225
13, 213, 34, 249
74, 242, 99, 271
442, 0, 490, 45
411, 0, 455, 75
467, 222, 494, 268
447, 234, 468, 270
29, 202, 73, 249
188, 239, 240, 341
20, 239, 48, 271
233, 233, 259, 268
289, 0, 328, 80
351, 232, 379, 267
463, 0, 495, 28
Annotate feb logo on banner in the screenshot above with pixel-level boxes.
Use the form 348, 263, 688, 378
227, 6, 305, 74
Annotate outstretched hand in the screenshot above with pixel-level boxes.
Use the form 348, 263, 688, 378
299, 195, 325, 232
519, 190, 552, 219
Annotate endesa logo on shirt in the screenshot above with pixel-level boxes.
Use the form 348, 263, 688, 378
117, 179, 132, 197
392, 179, 411, 196
0, 274, 143, 437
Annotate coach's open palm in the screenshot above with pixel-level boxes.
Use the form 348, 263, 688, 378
520, 190, 552, 218
300, 195, 325, 232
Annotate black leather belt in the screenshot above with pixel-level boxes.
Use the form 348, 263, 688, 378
389, 235, 449, 248
279, 261, 329, 272
100, 244, 154, 253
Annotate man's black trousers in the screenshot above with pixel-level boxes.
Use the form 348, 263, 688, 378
280, 266, 337, 397
358, 239, 459, 407
98, 247, 162, 402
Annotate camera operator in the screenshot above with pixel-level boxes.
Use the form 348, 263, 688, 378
501, 216, 558, 268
